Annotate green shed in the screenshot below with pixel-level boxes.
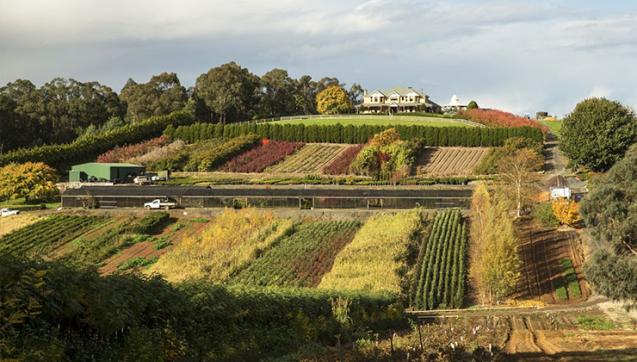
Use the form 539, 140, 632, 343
69, 163, 145, 183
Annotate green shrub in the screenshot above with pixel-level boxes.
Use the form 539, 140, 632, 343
533, 203, 560, 228
575, 315, 615, 330
556, 285, 568, 300
117, 256, 158, 271
127, 212, 170, 234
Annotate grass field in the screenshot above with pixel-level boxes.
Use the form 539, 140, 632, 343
540, 120, 563, 138
272, 116, 470, 127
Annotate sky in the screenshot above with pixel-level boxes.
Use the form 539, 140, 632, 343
1, 0, 636, 116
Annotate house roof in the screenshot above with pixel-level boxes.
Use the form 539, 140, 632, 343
448, 94, 466, 107
382, 86, 426, 97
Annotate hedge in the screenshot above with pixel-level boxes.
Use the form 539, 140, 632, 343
0, 111, 195, 171
168, 122, 543, 147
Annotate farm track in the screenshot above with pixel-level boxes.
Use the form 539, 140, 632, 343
416, 147, 489, 176
265, 143, 350, 174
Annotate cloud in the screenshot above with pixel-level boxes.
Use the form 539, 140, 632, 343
1, 0, 637, 115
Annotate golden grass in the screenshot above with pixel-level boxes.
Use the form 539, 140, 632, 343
318, 210, 421, 294
147, 208, 294, 283
0, 213, 42, 237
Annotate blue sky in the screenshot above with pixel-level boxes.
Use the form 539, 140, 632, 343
1, 0, 636, 116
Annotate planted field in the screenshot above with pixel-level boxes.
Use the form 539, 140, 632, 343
220, 141, 304, 173
323, 144, 364, 175
0, 214, 41, 237
272, 116, 469, 127
0, 215, 106, 257
265, 143, 350, 174
410, 209, 467, 310
416, 147, 489, 176
231, 220, 360, 287
148, 209, 294, 283
319, 210, 421, 294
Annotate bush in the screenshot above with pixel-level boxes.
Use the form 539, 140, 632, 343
96, 136, 168, 163
127, 212, 170, 234
184, 134, 260, 171
556, 285, 568, 301
461, 108, 549, 134
532, 203, 559, 228
350, 128, 415, 180
323, 144, 364, 175
220, 139, 304, 173
552, 199, 579, 226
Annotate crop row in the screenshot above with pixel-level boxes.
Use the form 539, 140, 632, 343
411, 209, 467, 310
416, 147, 490, 176
323, 144, 365, 175
231, 220, 360, 288
219, 140, 304, 173
0, 215, 106, 257
265, 144, 349, 174
96, 136, 168, 163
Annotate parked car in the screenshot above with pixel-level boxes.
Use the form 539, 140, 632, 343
143, 199, 177, 210
1, 208, 20, 217
134, 175, 152, 185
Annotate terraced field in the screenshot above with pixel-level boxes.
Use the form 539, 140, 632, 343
416, 147, 489, 176
231, 220, 360, 287
265, 143, 350, 174
0, 215, 106, 257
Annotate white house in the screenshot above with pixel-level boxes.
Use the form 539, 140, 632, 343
358, 87, 440, 114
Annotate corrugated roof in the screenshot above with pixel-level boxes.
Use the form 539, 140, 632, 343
383, 86, 426, 97
72, 162, 144, 168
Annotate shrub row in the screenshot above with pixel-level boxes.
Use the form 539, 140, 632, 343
462, 109, 549, 134
184, 134, 261, 172
96, 136, 168, 163
169, 122, 543, 147
323, 144, 364, 175
220, 140, 304, 173
411, 209, 467, 310
0, 111, 195, 170
127, 212, 170, 234
1, 255, 404, 360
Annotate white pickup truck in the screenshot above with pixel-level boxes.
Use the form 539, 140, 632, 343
143, 199, 177, 210
0, 208, 20, 217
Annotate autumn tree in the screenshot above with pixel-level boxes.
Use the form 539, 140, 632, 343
194, 62, 260, 123
316, 85, 352, 115
497, 148, 544, 217
119, 72, 187, 122
469, 183, 521, 304
0, 162, 58, 202
551, 199, 580, 226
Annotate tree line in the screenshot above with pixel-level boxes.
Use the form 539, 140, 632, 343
0, 63, 363, 152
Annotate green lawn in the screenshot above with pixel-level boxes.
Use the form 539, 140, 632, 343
0, 198, 60, 210
272, 116, 470, 127
540, 120, 563, 138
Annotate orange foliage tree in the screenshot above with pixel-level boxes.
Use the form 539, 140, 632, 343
552, 199, 580, 226
316, 85, 352, 114
0, 162, 58, 202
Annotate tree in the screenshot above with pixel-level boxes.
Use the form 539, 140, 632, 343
497, 148, 544, 217
259, 68, 297, 117
348, 83, 364, 106
581, 144, 637, 303
469, 183, 521, 304
294, 75, 319, 115
467, 100, 479, 110
316, 86, 352, 115
194, 62, 260, 124
120, 72, 187, 122
551, 199, 580, 226
0, 162, 58, 202
561, 98, 637, 172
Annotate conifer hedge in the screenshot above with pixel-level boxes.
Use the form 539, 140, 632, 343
167, 122, 543, 147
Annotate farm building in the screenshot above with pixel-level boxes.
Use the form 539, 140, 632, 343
69, 163, 145, 183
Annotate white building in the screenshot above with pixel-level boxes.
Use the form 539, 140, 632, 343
442, 94, 468, 113
358, 86, 441, 114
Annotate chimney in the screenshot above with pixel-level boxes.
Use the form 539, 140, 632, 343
363, 89, 368, 96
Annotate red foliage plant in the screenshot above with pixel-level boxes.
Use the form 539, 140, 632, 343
323, 144, 364, 175
462, 109, 549, 134
220, 140, 304, 173
97, 136, 168, 163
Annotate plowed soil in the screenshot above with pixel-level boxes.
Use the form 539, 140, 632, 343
415, 147, 489, 176
514, 218, 587, 304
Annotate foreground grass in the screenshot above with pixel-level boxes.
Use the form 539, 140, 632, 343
319, 210, 421, 294
272, 116, 469, 127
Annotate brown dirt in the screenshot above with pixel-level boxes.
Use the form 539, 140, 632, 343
0, 213, 42, 237
99, 217, 209, 275
514, 218, 588, 304
415, 147, 489, 176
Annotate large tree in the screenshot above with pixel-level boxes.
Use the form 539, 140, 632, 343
120, 72, 187, 122
294, 75, 319, 115
259, 68, 298, 118
0, 162, 58, 202
581, 144, 637, 303
316, 85, 352, 115
497, 148, 544, 217
561, 98, 637, 172
194, 62, 260, 123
